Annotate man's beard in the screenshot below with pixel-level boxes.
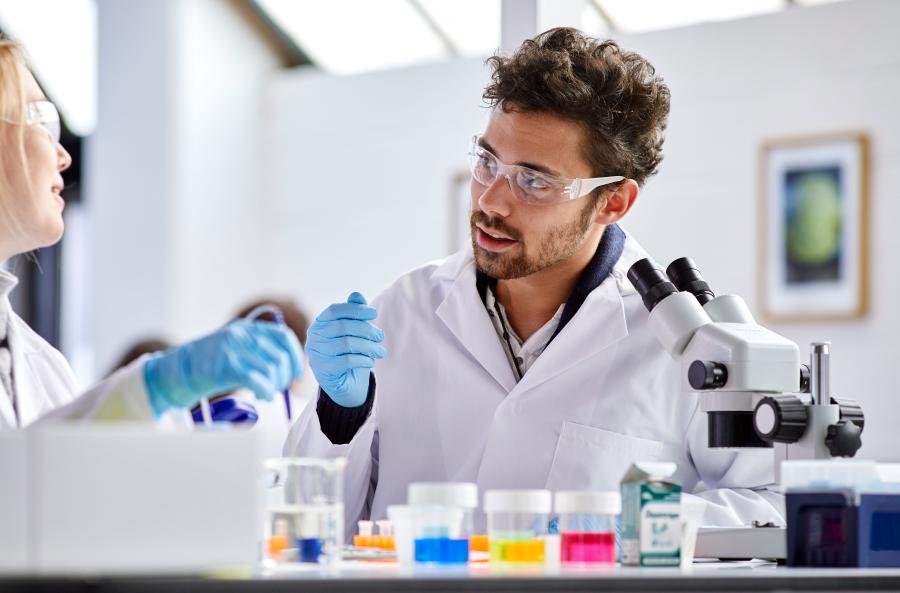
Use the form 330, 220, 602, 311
471, 198, 598, 279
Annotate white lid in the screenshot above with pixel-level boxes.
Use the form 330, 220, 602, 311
408, 482, 478, 508
386, 504, 414, 520
484, 489, 552, 513
376, 520, 393, 536
554, 491, 621, 514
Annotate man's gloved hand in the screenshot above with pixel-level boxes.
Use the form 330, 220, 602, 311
307, 292, 385, 408
144, 319, 304, 416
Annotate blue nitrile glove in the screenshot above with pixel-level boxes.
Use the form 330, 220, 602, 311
307, 292, 385, 408
144, 319, 304, 417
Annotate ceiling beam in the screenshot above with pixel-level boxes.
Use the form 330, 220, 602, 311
229, 0, 312, 68
587, 0, 619, 32
407, 0, 460, 57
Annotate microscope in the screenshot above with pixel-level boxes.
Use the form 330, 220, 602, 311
627, 257, 865, 560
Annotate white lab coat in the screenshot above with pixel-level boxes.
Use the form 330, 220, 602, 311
285, 231, 784, 536
0, 302, 155, 430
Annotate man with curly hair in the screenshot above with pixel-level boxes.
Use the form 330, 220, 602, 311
288, 28, 782, 537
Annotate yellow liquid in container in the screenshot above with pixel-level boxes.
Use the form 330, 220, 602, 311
490, 538, 545, 563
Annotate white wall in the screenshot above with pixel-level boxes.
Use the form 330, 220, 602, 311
619, 0, 900, 460
258, 58, 494, 309
86, 0, 281, 375
260, 0, 900, 459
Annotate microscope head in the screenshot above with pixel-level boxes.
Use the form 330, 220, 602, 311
629, 257, 801, 449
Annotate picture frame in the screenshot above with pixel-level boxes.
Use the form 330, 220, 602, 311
447, 169, 471, 255
759, 132, 870, 321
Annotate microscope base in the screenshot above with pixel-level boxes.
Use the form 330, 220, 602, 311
694, 526, 786, 561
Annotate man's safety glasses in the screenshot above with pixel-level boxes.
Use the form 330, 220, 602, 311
25, 101, 61, 144
468, 135, 624, 206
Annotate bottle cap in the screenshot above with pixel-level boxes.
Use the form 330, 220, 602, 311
408, 482, 478, 508
484, 489, 552, 513
554, 491, 621, 514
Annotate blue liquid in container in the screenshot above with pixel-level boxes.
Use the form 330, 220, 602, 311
414, 537, 469, 564
298, 537, 322, 563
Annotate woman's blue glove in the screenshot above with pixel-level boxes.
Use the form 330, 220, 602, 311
307, 292, 385, 408
144, 319, 304, 417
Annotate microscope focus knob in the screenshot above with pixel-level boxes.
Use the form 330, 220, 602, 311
825, 420, 863, 458
832, 397, 865, 432
688, 361, 728, 390
753, 395, 808, 443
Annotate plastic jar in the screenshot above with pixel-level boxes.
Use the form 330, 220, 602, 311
555, 491, 620, 564
408, 482, 478, 564
484, 490, 552, 564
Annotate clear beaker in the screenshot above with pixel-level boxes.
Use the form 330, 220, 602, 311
263, 457, 346, 566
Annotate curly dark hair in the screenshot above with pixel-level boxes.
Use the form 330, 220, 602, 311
483, 28, 670, 187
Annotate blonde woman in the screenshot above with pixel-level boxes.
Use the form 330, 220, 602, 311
0, 40, 303, 428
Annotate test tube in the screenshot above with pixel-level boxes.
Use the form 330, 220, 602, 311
356, 519, 374, 547
246, 304, 293, 420
376, 520, 393, 537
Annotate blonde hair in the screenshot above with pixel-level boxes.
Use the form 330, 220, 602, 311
0, 38, 29, 236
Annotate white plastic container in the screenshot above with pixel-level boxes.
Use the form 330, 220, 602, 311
0, 427, 261, 574
387, 505, 415, 567
680, 495, 708, 567
408, 482, 478, 564
555, 491, 620, 565
484, 490, 552, 564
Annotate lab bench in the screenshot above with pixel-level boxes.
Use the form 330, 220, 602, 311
5, 562, 900, 592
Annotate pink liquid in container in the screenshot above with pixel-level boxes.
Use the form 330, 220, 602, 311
555, 491, 620, 565
561, 531, 616, 563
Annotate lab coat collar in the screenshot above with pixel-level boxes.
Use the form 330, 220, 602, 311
434, 225, 644, 396
513, 227, 651, 395
0, 268, 19, 304
474, 224, 626, 345
435, 259, 518, 393
551, 224, 625, 341
6, 310, 49, 427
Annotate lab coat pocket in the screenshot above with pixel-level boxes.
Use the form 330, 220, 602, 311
545, 421, 665, 492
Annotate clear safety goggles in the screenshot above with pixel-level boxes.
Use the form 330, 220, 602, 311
25, 100, 61, 144
468, 135, 624, 206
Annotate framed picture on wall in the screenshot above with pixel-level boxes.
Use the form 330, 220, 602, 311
759, 132, 870, 321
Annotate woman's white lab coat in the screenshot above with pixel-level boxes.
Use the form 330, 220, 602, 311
0, 302, 154, 430
286, 229, 784, 536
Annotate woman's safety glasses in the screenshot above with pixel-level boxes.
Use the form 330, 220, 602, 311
468, 135, 624, 206
25, 101, 61, 144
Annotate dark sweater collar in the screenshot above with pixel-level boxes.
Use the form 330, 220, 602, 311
475, 223, 626, 344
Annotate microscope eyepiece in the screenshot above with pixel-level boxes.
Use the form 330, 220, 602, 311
627, 259, 678, 313
666, 257, 715, 306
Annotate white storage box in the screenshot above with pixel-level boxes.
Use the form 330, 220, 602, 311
0, 425, 262, 574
